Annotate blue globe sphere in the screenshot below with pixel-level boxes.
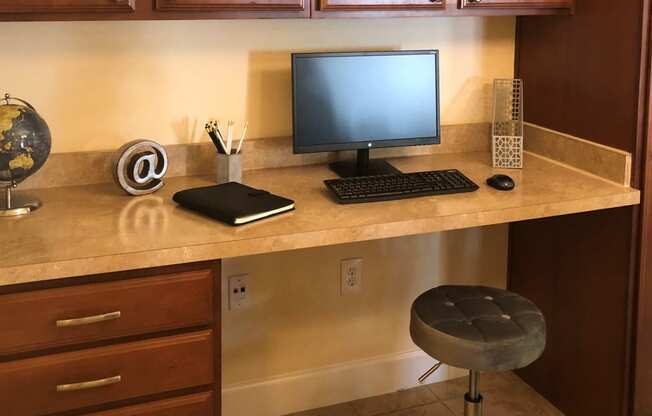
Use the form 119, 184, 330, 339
0, 94, 51, 186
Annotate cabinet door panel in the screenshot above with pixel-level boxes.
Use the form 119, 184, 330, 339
0, 0, 136, 13
0, 269, 213, 356
156, 0, 304, 11
459, 0, 570, 8
320, 0, 442, 11
0, 330, 213, 416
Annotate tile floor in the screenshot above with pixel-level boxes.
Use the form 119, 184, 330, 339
286, 372, 563, 416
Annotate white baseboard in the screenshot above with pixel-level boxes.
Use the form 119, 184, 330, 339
221, 350, 466, 416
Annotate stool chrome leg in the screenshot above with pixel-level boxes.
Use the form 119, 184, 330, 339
464, 370, 483, 416
417, 361, 441, 384
468, 370, 479, 400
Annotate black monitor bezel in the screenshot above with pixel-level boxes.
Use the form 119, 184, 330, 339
291, 50, 441, 155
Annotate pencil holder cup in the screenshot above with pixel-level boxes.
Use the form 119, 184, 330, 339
216, 153, 242, 184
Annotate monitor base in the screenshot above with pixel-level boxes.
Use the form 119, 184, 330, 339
329, 158, 401, 178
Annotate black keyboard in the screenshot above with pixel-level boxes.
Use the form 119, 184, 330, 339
325, 169, 479, 204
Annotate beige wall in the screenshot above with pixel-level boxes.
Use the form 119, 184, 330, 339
2, 17, 515, 413
2, 17, 515, 153
222, 228, 508, 386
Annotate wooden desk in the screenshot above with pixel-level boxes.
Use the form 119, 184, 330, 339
0, 150, 639, 416
0, 151, 639, 285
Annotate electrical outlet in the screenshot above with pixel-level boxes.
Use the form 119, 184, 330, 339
341, 258, 363, 295
228, 274, 249, 310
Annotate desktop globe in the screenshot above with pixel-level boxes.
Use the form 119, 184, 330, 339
0, 94, 51, 185
0, 94, 51, 216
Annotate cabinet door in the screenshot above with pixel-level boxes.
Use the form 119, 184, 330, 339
459, 0, 570, 9
0, 0, 136, 13
319, 0, 442, 11
155, 0, 304, 11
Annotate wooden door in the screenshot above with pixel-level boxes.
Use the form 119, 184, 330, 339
318, 0, 443, 11
633, 3, 652, 413
0, 0, 136, 13
459, 0, 570, 9
155, 0, 304, 11
634, 96, 652, 415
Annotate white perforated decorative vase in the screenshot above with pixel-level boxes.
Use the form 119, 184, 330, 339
492, 79, 523, 169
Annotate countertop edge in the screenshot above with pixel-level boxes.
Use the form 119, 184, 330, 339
0, 189, 639, 287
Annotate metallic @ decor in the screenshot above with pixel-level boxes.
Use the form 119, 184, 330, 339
112, 140, 169, 196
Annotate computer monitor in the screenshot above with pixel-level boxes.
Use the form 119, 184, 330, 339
292, 50, 440, 178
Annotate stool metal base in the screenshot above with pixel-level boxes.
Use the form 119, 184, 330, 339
0, 187, 41, 217
465, 370, 483, 416
464, 393, 483, 416
415, 366, 486, 416
417, 361, 442, 384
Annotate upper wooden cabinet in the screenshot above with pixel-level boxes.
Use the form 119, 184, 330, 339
459, 0, 571, 9
314, 0, 570, 15
319, 0, 442, 11
0, 0, 570, 19
0, 0, 136, 13
156, 0, 304, 11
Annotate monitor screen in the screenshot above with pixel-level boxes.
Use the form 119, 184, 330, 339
292, 50, 440, 154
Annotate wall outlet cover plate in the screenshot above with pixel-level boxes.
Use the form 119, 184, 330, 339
341, 258, 363, 295
228, 274, 249, 310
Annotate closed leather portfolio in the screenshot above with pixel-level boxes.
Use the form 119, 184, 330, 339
173, 182, 295, 226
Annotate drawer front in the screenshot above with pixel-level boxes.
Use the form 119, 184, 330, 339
0, 269, 213, 355
156, 0, 304, 12
0, 330, 213, 416
319, 0, 444, 11
459, 0, 570, 8
87, 391, 213, 416
0, 0, 136, 13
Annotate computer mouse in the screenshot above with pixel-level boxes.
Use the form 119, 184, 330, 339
487, 174, 515, 191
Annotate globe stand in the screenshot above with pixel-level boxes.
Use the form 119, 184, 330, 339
0, 184, 41, 217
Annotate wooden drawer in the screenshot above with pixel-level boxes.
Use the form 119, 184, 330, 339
0, 269, 213, 355
0, 330, 213, 416
156, 0, 304, 11
319, 0, 444, 11
458, 0, 571, 9
0, 0, 136, 14
87, 391, 214, 416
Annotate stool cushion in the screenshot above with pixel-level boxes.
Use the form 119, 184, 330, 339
410, 286, 546, 371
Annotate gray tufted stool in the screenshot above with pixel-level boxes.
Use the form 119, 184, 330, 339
410, 286, 546, 416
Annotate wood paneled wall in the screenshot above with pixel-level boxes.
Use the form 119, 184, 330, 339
509, 208, 635, 416
513, 1, 650, 415
516, 0, 645, 153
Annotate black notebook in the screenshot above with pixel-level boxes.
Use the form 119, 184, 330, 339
173, 182, 295, 226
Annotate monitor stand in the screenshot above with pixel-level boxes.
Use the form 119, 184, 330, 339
329, 149, 401, 178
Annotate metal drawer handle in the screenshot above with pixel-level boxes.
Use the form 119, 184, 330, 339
56, 311, 121, 327
56, 375, 122, 392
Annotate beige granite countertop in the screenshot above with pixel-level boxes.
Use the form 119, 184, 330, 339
0, 151, 640, 286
